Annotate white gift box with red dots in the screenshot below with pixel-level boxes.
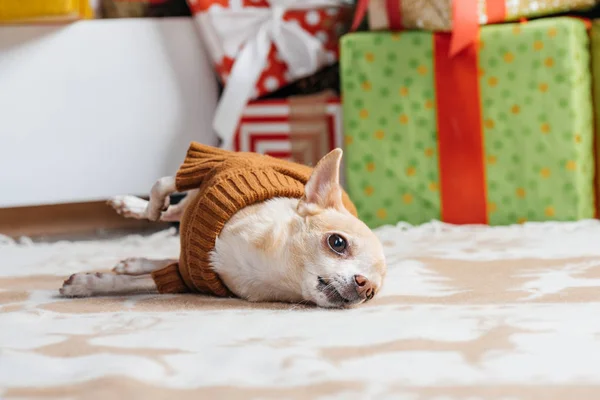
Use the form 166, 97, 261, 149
187, 0, 352, 100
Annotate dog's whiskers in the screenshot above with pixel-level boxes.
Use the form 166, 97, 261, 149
287, 299, 311, 311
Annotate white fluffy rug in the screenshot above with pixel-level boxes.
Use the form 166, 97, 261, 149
2, 221, 600, 399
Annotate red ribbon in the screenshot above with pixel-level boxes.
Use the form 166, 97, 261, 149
350, 0, 369, 31
351, 0, 402, 31
486, 0, 507, 22
434, 33, 488, 224
385, 0, 402, 30
450, 0, 505, 55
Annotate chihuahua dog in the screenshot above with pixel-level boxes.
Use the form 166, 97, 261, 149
59, 149, 386, 308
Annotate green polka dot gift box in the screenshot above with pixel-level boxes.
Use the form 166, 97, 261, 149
341, 17, 595, 228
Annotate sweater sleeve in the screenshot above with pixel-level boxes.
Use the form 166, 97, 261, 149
151, 262, 190, 294
175, 142, 230, 192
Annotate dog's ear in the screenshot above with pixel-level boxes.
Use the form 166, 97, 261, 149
298, 149, 345, 215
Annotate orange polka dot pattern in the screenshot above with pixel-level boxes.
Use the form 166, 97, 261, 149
479, 18, 593, 225
341, 31, 440, 227
341, 18, 594, 228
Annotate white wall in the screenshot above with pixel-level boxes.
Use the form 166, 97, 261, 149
0, 17, 219, 207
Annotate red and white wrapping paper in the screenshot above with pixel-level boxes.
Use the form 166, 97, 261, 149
188, 0, 352, 150
233, 94, 343, 170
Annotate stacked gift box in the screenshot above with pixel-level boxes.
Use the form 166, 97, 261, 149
339, 0, 600, 228
189, 0, 354, 169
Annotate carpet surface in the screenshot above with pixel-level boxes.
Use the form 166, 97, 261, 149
2, 221, 600, 399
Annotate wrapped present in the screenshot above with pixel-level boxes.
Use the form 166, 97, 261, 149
352, 0, 598, 54
0, 0, 93, 22
233, 91, 344, 170
341, 17, 595, 228
188, 0, 353, 150
100, 0, 190, 18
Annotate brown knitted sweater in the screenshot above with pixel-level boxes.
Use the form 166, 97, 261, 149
151, 142, 358, 297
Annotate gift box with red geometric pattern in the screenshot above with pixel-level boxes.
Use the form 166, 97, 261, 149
187, 0, 353, 149
233, 92, 344, 170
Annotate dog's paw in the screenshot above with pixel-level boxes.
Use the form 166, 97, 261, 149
60, 273, 93, 297
59, 273, 111, 297
113, 258, 147, 275
108, 195, 148, 219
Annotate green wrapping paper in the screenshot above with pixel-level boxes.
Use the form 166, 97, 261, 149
341, 17, 595, 228
593, 21, 600, 208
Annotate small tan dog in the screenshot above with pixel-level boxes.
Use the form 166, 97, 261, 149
60, 148, 386, 308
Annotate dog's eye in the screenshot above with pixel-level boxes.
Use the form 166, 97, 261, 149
327, 234, 348, 255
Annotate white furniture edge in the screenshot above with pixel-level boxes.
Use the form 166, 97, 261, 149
0, 17, 219, 208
